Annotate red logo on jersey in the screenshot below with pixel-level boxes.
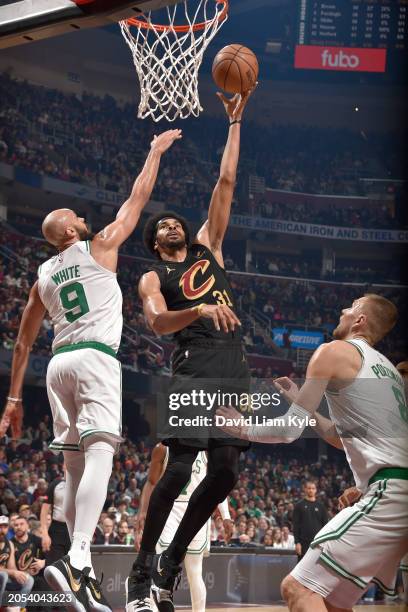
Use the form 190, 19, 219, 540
179, 260, 215, 300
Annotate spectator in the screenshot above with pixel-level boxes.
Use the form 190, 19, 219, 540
293, 481, 328, 560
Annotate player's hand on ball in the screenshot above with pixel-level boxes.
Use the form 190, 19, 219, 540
0, 400, 23, 439
216, 82, 258, 121
339, 486, 362, 510
273, 377, 299, 403
197, 304, 241, 333
150, 129, 182, 153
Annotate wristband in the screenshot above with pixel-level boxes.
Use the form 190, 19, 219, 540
229, 119, 241, 125
194, 303, 205, 317
6, 396, 22, 403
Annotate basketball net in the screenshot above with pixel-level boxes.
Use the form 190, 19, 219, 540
119, 1, 228, 122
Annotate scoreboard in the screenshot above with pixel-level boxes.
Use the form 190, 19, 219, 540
295, 0, 408, 73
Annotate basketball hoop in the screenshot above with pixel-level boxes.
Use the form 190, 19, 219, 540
119, 0, 228, 122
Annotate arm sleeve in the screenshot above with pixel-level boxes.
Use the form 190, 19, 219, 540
218, 498, 231, 520
246, 404, 310, 444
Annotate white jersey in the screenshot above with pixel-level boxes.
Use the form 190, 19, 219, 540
163, 449, 207, 501
325, 338, 408, 491
37, 240, 122, 353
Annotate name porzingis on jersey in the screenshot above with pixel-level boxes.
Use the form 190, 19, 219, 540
371, 363, 403, 386
51, 265, 81, 286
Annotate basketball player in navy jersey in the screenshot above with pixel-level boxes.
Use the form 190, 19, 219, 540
126, 85, 256, 612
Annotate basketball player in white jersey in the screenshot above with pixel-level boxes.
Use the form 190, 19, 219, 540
135, 443, 232, 612
217, 293, 408, 611
0, 129, 182, 612
336, 359, 408, 606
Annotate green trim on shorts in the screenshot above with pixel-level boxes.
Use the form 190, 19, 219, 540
158, 533, 208, 554
319, 552, 368, 590
49, 442, 80, 451
400, 564, 408, 572
79, 429, 120, 441
368, 467, 408, 485
53, 341, 117, 359
311, 480, 386, 548
371, 576, 397, 596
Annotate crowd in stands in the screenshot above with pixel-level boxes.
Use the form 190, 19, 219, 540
0, 416, 353, 549
254, 198, 398, 229
251, 252, 403, 284
1, 222, 407, 373
0, 72, 405, 230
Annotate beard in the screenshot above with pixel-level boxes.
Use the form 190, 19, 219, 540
161, 237, 186, 251
333, 323, 346, 340
77, 226, 94, 241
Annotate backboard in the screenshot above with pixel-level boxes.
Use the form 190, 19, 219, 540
0, 0, 181, 49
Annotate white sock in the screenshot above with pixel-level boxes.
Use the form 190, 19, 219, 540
184, 553, 206, 612
63, 451, 85, 542
69, 531, 91, 570
68, 436, 115, 571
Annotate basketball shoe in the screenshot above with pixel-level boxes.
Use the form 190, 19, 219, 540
44, 554, 90, 612
125, 561, 153, 612
85, 574, 112, 612
150, 552, 182, 612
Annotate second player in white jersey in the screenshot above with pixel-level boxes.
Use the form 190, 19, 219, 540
217, 294, 408, 611
38, 240, 122, 353
325, 338, 408, 491
1, 129, 183, 612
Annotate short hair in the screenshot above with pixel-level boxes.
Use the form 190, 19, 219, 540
143, 211, 190, 257
363, 294, 398, 342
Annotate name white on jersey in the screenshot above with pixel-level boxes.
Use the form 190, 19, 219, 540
325, 338, 408, 491
37, 241, 122, 353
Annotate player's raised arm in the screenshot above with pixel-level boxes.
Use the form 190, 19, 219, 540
0, 282, 46, 439
195, 87, 256, 267
92, 130, 182, 256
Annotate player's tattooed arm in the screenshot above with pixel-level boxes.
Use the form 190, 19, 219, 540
0, 282, 46, 439
91, 130, 182, 265
195, 86, 256, 268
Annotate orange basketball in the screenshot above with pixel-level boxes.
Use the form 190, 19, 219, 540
212, 44, 259, 94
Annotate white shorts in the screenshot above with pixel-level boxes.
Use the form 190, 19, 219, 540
157, 501, 210, 556
291, 476, 408, 609
46, 348, 122, 452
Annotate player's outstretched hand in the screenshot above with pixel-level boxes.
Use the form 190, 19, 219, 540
0, 400, 23, 439
273, 376, 299, 404
216, 406, 246, 439
150, 129, 182, 153
197, 303, 241, 333
338, 486, 362, 510
216, 81, 258, 122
